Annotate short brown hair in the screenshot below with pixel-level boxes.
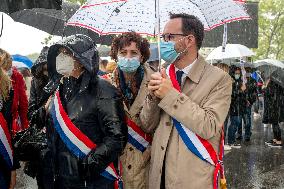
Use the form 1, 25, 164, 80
110, 32, 150, 64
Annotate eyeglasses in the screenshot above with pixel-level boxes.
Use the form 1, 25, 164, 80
161, 33, 188, 42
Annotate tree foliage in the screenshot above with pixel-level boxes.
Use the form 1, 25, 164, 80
65, 0, 87, 6
255, 0, 284, 60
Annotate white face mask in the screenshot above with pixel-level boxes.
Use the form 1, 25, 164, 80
55, 53, 74, 76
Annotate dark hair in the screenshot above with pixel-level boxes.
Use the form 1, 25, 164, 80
100, 59, 108, 67
110, 32, 150, 64
170, 13, 204, 49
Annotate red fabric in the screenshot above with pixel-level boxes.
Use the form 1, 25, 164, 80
11, 67, 29, 135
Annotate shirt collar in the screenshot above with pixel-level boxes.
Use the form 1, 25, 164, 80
174, 58, 198, 75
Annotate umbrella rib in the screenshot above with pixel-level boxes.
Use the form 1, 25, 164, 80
100, 1, 127, 34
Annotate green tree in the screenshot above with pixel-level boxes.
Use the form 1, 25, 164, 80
255, 0, 284, 60
65, 0, 87, 6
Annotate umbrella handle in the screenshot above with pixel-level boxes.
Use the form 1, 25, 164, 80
0, 13, 4, 38
155, 0, 162, 72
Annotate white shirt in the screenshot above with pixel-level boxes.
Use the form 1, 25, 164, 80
174, 58, 198, 87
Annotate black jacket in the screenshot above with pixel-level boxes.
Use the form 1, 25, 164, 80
229, 78, 247, 116
43, 35, 127, 188
263, 81, 284, 124
244, 77, 258, 107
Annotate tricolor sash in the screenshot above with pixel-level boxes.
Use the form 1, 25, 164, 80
0, 112, 13, 170
0, 113, 13, 189
168, 64, 226, 189
50, 90, 122, 189
126, 117, 152, 152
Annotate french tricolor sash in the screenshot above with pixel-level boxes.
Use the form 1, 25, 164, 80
0, 112, 13, 170
0, 113, 13, 189
126, 117, 152, 152
50, 90, 123, 189
168, 64, 226, 189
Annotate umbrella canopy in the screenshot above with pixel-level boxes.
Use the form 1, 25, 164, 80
0, 0, 62, 14
10, 2, 114, 45
206, 44, 255, 60
270, 68, 284, 88
67, 0, 250, 36
254, 59, 284, 82
254, 59, 284, 69
12, 54, 33, 68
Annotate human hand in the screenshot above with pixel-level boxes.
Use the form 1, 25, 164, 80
153, 69, 174, 99
9, 171, 16, 189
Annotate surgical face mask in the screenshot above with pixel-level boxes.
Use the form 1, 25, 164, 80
160, 37, 188, 64
117, 56, 140, 73
56, 53, 74, 76
235, 74, 240, 80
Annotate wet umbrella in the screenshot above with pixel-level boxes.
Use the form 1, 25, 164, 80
206, 44, 255, 61
67, 0, 249, 69
254, 59, 284, 86
12, 54, 33, 68
67, 0, 250, 35
271, 68, 284, 88
0, 0, 62, 14
10, 2, 113, 45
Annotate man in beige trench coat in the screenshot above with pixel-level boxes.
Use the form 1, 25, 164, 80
140, 13, 232, 189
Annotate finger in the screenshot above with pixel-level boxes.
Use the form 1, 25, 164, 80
151, 72, 162, 80
148, 79, 162, 86
148, 85, 160, 91
160, 68, 168, 79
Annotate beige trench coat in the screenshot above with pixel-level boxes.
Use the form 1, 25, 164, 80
114, 64, 155, 189
140, 56, 232, 189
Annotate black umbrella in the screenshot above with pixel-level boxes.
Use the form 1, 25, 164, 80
10, 2, 114, 45
271, 68, 284, 88
0, 0, 62, 14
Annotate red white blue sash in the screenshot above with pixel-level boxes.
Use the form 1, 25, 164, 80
126, 117, 152, 152
50, 90, 122, 189
168, 64, 226, 189
0, 112, 13, 170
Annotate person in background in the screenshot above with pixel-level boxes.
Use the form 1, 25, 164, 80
214, 62, 232, 151
110, 32, 155, 189
263, 79, 284, 147
26, 46, 50, 189
236, 67, 257, 142
227, 67, 246, 148
147, 43, 159, 71
0, 49, 29, 136
0, 48, 20, 189
97, 59, 109, 76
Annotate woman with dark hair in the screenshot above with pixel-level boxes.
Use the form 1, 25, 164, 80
0, 48, 20, 189
110, 32, 155, 189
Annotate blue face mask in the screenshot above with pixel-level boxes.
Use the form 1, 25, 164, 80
117, 56, 140, 73
160, 41, 179, 64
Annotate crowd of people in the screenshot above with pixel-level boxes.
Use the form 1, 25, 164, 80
0, 13, 283, 189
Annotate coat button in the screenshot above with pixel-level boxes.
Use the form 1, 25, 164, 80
165, 121, 171, 126
128, 165, 132, 169
173, 104, 178, 109
180, 96, 185, 101
161, 146, 164, 150
129, 147, 134, 151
